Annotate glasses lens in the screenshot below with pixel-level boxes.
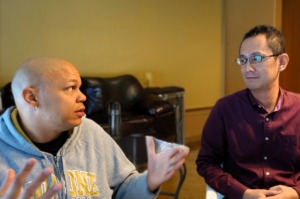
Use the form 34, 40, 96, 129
250, 55, 263, 64
236, 58, 246, 65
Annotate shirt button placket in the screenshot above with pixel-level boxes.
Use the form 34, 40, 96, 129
263, 115, 272, 187
263, 139, 269, 163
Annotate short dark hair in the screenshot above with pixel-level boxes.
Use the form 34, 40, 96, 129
241, 24, 286, 55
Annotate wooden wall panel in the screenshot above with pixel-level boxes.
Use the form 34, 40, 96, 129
280, 0, 300, 93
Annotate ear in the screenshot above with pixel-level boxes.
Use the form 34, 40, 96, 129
22, 87, 38, 108
278, 53, 289, 72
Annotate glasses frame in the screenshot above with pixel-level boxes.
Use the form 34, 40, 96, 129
235, 54, 281, 66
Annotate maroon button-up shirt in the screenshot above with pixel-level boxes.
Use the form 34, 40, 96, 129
196, 88, 300, 199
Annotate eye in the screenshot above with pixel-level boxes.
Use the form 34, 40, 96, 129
67, 86, 75, 91
237, 57, 247, 65
241, 58, 247, 64
251, 55, 263, 63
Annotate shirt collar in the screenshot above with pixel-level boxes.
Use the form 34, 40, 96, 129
247, 88, 283, 113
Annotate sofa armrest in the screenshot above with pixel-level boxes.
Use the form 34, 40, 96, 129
136, 86, 184, 116
145, 86, 184, 96
135, 94, 174, 116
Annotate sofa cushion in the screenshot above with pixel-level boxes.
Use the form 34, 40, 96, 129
81, 77, 108, 123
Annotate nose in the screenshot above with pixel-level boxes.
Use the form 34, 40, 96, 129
77, 89, 87, 103
244, 62, 255, 72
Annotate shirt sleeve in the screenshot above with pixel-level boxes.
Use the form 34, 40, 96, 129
292, 186, 300, 196
114, 171, 159, 199
196, 100, 248, 198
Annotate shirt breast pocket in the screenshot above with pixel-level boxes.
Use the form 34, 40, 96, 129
274, 132, 298, 164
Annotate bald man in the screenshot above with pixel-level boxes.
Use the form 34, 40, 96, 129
0, 57, 189, 199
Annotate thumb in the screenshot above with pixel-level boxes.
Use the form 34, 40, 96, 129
265, 186, 282, 197
146, 136, 155, 160
269, 185, 282, 191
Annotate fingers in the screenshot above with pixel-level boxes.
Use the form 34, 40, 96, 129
39, 183, 62, 199
158, 147, 187, 177
263, 189, 281, 197
3, 158, 37, 199
165, 147, 189, 178
20, 167, 54, 198
268, 185, 298, 198
165, 146, 189, 165
1, 158, 61, 199
0, 169, 16, 197
167, 158, 186, 174
269, 185, 282, 191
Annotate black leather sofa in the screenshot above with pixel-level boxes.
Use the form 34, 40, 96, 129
0, 74, 178, 139
80, 74, 177, 141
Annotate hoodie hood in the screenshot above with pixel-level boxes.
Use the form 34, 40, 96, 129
0, 107, 44, 157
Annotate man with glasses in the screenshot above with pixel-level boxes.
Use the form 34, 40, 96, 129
196, 24, 300, 199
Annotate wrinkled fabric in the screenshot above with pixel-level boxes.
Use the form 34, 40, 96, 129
0, 107, 157, 199
196, 88, 300, 199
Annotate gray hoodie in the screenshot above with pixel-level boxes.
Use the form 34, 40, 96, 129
0, 107, 157, 199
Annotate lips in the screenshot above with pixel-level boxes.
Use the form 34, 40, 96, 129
246, 77, 258, 79
75, 107, 86, 117
245, 74, 259, 79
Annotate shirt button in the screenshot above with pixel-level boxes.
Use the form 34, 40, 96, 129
264, 156, 268, 160
265, 117, 270, 122
265, 137, 269, 141
266, 172, 270, 176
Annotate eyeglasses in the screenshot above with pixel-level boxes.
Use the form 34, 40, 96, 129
235, 54, 280, 66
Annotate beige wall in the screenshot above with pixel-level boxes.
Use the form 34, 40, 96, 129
0, 0, 283, 142
224, 0, 282, 95
0, 0, 223, 110
185, 108, 211, 145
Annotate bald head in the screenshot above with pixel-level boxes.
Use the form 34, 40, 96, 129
10, 57, 86, 142
11, 57, 78, 106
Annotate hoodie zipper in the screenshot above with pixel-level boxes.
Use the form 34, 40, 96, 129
45, 154, 67, 198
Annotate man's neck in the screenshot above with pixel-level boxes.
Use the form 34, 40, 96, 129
32, 131, 69, 156
14, 109, 66, 143
251, 86, 280, 113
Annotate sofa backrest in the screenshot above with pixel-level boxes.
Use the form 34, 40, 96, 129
103, 75, 144, 111
1, 82, 15, 110
80, 74, 144, 124
80, 77, 108, 124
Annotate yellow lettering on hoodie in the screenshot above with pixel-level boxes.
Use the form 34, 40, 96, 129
23, 174, 57, 199
67, 170, 99, 197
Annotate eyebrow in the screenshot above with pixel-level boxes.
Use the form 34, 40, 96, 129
67, 78, 82, 86
240, 52, 263, 57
